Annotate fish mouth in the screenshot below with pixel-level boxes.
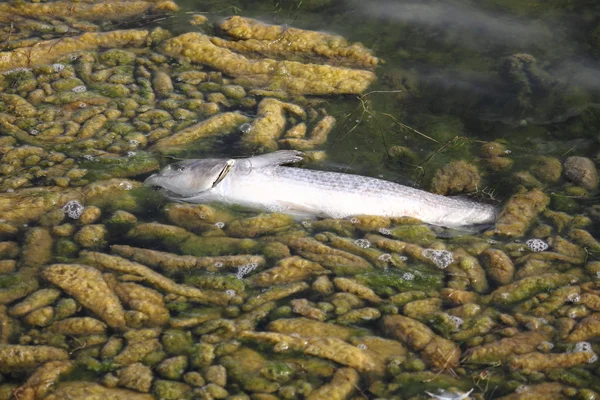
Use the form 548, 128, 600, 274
144, 173, 160, 187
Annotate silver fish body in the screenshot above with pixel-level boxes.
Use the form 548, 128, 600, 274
145, 151, 496, 228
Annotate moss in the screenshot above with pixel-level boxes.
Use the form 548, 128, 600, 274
550, 192, 581, 213
81, 152, 159, 181
161, 330, 193, 356
99, 49, 137, 66
153, 380, 192, 400
261, 361, 296, 383
185, 273, 245, 292
355, 269, 444, 294
390, 225, 436, 246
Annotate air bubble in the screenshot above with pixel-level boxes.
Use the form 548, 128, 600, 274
526, 238, 548, 252
119, 181, 133, 190
449, 315, 464, 330
574, 341, 593, 353
52, 63, 65, 72
537, 341, 554, 351
378, 253, 392, 262
354, 239, 370, 248
72, 85, 86, 93
127, 151, 136, 157
236, 263, 258, 279
349, 217, 359, 224
378, 227, 391, 235
214, 222, 225, 229
357, 343, 367, 350
402, 272, 414, 281
214, 262, 223, 268
225, 289, 236, 297
422, 249, 454, 269
29, 129, 38, 136
301, 220, 312, 228
239, 123, 252, 134
63, 200, 84, 219
567, 293, 581, 303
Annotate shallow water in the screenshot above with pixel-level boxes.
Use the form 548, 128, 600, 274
0, 0, 599, 399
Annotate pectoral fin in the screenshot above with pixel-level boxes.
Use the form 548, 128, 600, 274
248, 150, 304, 168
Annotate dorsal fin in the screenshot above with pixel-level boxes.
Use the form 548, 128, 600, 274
248, 150, 304, 168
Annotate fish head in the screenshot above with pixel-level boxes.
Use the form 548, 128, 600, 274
145, 158, 235, 197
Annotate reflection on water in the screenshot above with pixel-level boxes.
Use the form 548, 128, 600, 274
0, 0, 599, 399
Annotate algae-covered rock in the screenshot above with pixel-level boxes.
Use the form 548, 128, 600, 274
42, 263, 126, 330
127, 222, 260, 257
21, 227, 53, 268
153, 112, 250, 152
0, 344, 68, 372
243, 282, 309, 311
496, 382, 568, 400
381, 315, 461, 369
45, 381, 154, 400
239, 331, 377, 372
333, 277, 383, 304
15, 360, 74, 400
508, 350, 594, 371
117, 362, 153, 393
74, 224, 107, 248
114, 282, 170, 327
8, 288, 60, 317
80, 251, 233, 306
159, 32, 376, 96
480, 248, 515, 285
430, 160, 481, 195
530, 156, 562, 184
463, 331, 546, 364
156, 355, 188, 380
220, 347, 279, 393
49, 317, 107, 336
307, 368, 358, 400
567, 313, 600, 342
226, 213, 295, 238
249, 256, 329, 287
268, 318, 367, 340
490, 273, 575, 305
491, 188, 550, 237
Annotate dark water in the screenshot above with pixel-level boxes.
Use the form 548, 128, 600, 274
167, 0, 600, 189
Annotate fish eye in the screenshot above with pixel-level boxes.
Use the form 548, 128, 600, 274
171, 164, 186, 172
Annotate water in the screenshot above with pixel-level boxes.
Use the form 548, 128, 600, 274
0, 0, 599, 399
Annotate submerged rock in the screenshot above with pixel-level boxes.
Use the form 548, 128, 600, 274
564, 156, 598, 190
